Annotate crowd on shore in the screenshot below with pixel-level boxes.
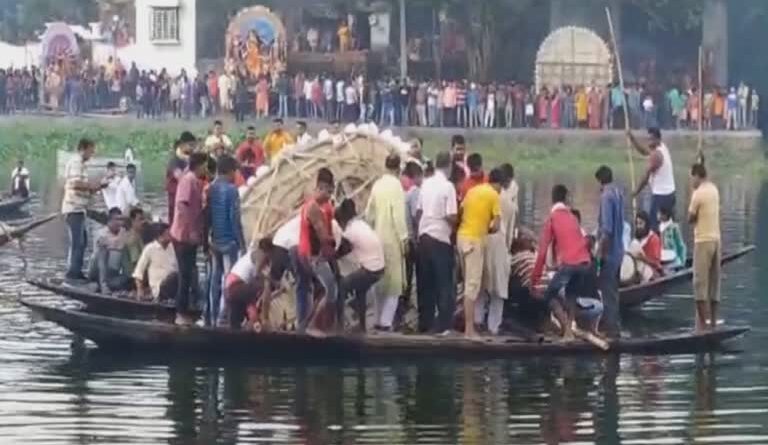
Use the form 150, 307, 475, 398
0, 60, 760, 132
57, 118, 723, 340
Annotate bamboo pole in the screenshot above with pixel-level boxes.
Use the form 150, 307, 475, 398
698, 45, 705, 162
605, 7, 637, 213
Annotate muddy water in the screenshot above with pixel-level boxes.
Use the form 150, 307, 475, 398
0, 170, 765, 445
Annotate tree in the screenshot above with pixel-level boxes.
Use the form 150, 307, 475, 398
0, 0, 97, 42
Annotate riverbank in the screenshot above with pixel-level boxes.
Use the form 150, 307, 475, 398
0, 115, 764, 190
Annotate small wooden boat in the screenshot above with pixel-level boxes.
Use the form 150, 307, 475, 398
21, 299, 749, 358
0, 214, 59, 248
619, 245, 755, 309
25, 278, 201, 322
0, 195, 30, 217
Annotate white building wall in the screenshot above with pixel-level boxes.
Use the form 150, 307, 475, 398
130, 0, 197, 75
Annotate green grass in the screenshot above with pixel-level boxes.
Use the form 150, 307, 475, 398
0, 116, 765, 190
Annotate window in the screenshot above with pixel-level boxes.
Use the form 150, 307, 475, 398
150, 7, 179, 43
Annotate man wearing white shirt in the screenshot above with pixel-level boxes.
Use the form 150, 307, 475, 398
10, 159, 30, 198
323, 76, 335, 120
115, 163, 140, 214
204, 120, 233, 154
303, 78, 314, 118
416, 151, 458, 333
101, 161, 121, 211
133, 223, 178, 301
336, 78, 346, 120
335, 199, 384, 332
295, 121, 313, 146
344, 83, 357, 122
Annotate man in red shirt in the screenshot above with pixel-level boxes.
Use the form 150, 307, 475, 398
296, 168, 338, 333
236, 126, 265, 170
531, 184, 592, 340
170, 152, 209, 326
458, 152, 487, 200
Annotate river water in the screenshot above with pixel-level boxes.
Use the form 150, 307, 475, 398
0, 167, 766, 445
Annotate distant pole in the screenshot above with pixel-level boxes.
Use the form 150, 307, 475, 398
399, 0, 408, 80
698, 45, 704, 156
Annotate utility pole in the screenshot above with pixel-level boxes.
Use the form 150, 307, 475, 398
399, 0, 407, 80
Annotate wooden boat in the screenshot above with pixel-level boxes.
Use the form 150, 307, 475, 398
0, 195, 30, 217
21, 299, 749, 358
25, 278, 202, 322
27, 244, 755, 323
619, 245, 755, 309
0, 214, 59, 248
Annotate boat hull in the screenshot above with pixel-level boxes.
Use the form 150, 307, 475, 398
21, 300, 749, 359
26, 278, 188, 322
619, 245, 755, 309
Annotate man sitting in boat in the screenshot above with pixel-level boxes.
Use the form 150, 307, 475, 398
10, 159, 30, 198
658, 205, 686, 271
133, 222, 178, 302
88, 207, 132, 293
124, 208, 146, 274
335, 198, 385, 333
623, 211, 663, 285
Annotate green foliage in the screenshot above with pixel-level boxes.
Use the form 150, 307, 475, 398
0, 0, 98, 42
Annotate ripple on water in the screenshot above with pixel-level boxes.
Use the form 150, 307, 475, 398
0, 186, 766, 444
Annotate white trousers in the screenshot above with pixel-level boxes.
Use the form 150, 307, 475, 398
375, 292, 400, 328
474, 291, 505, 335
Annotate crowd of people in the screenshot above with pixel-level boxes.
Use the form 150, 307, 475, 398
0, 60, 760, 132
57, 118, 724, 340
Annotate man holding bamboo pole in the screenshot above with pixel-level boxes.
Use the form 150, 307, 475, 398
627, 127, 676, 232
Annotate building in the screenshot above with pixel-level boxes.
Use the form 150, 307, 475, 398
95, 0, 197, 74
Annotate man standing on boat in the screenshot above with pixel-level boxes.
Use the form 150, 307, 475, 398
530, 185, 592, 341
416, 152, 458, 334
688, 163, 721, 333
207, 155, 245, 328
595, 165, 625, 338
627, 127, 676, 232
296, 168, 338, 333
365, 154, 408, 332
457, 168, 502, 339
166, 131, 196, 225
62, 138, 102, 282
170, 152, 208, 326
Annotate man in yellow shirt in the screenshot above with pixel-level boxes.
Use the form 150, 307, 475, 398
263, 118, 296, 161
688, 162, 721, 333
457, 168, 503, 339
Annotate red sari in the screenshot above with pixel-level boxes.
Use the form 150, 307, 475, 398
549, 94, 561, 129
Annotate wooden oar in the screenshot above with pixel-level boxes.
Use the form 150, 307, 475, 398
0, 213, 59, 248
606, 6, 637, 213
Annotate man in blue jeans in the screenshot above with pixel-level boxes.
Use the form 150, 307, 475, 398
207, 154, 245, 327
595, 165, 625, 338
628, 127, 676, 232
62, 138, 102, 281
531, 184, 593, 341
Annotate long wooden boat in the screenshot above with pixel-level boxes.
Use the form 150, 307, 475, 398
619, 245, 755, 309
0, 196, 30, 217
25, 278, 201, 322
21, 299, 748, 358
27, 245, 755, 322
0, 214, 59, 248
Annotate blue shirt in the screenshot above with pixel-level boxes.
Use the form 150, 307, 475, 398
611, 87, 624, 109
208, 178, 244, 250
598, 183, 625, 267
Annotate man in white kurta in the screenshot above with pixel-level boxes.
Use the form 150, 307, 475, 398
477, 166, 519, 334
365, 154, 408, 330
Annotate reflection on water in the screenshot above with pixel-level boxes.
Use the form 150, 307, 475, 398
0, 171, 766, 444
